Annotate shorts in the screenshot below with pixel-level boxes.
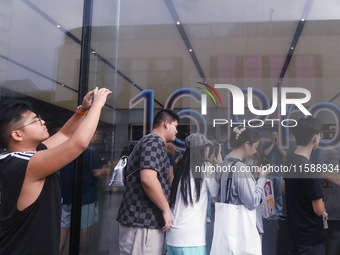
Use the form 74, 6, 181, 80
61, 202, 99, 229
118, 224, 164, 255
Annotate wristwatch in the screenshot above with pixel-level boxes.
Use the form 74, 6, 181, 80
76, 105, 87, 116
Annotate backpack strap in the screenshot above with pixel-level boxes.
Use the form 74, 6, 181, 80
123, 155, 142, 182
125, 167, 140, 180
225, 159, 241, 204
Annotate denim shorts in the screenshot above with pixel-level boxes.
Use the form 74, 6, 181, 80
61, 202, 99, 229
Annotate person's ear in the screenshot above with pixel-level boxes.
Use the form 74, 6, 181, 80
311, 134, 319, 149
9, 130, 23, 142
163, 120, 168, 129
244, 141, 250, 149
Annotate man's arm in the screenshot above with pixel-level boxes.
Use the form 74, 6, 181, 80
17, 88, 111, 211
27, 87, 111, 180
263, 143, 274, 156
312, 198, 326, 216
43, 89, 95, 149
140, 169, 172, 232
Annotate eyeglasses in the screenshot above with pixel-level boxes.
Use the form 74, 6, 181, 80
16, 115, 43, 130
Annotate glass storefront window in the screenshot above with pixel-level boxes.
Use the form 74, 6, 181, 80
1, 0, 339, 254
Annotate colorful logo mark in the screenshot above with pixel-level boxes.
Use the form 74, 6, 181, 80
196, 82, 223, 106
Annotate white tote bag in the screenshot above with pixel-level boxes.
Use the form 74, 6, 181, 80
210, 202, 261, 255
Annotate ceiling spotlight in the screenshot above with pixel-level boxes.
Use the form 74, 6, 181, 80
290, 47, 294, 50
189, 49, 193, 52
176, 21, 181, 25
57, 25, 61, 28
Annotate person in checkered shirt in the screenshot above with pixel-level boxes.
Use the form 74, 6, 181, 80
117, 109, 179, 255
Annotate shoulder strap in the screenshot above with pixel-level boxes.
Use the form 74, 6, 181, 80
125, 167, 139, 180
123, 154, 140, 181
225, 159, 241, 204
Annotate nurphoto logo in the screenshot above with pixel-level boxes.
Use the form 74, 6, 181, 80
199, 84, 312, 128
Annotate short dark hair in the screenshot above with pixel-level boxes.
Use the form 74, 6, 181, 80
152, 109, 179, 129
0, 99, 32, 148
292, 116, 322, 146
229, 126, 260, 149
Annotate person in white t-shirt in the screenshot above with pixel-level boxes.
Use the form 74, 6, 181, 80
166, 133, 219, 255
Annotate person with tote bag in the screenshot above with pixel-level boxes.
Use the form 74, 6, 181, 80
210, 126, 271, 255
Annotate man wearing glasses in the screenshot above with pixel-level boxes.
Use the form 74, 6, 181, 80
0, 87, 111, 255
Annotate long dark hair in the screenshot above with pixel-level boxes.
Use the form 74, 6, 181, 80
170, 146, 207, 207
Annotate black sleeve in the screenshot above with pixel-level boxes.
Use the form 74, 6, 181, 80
36, 143, 47, 151
304, 178, 323, 201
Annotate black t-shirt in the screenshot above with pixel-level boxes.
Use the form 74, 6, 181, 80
284, 153, 324, 245
0, 144, 61, 254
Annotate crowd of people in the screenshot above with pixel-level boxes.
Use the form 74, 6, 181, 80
0, 91, 339, 255
115, 112, 336, 255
